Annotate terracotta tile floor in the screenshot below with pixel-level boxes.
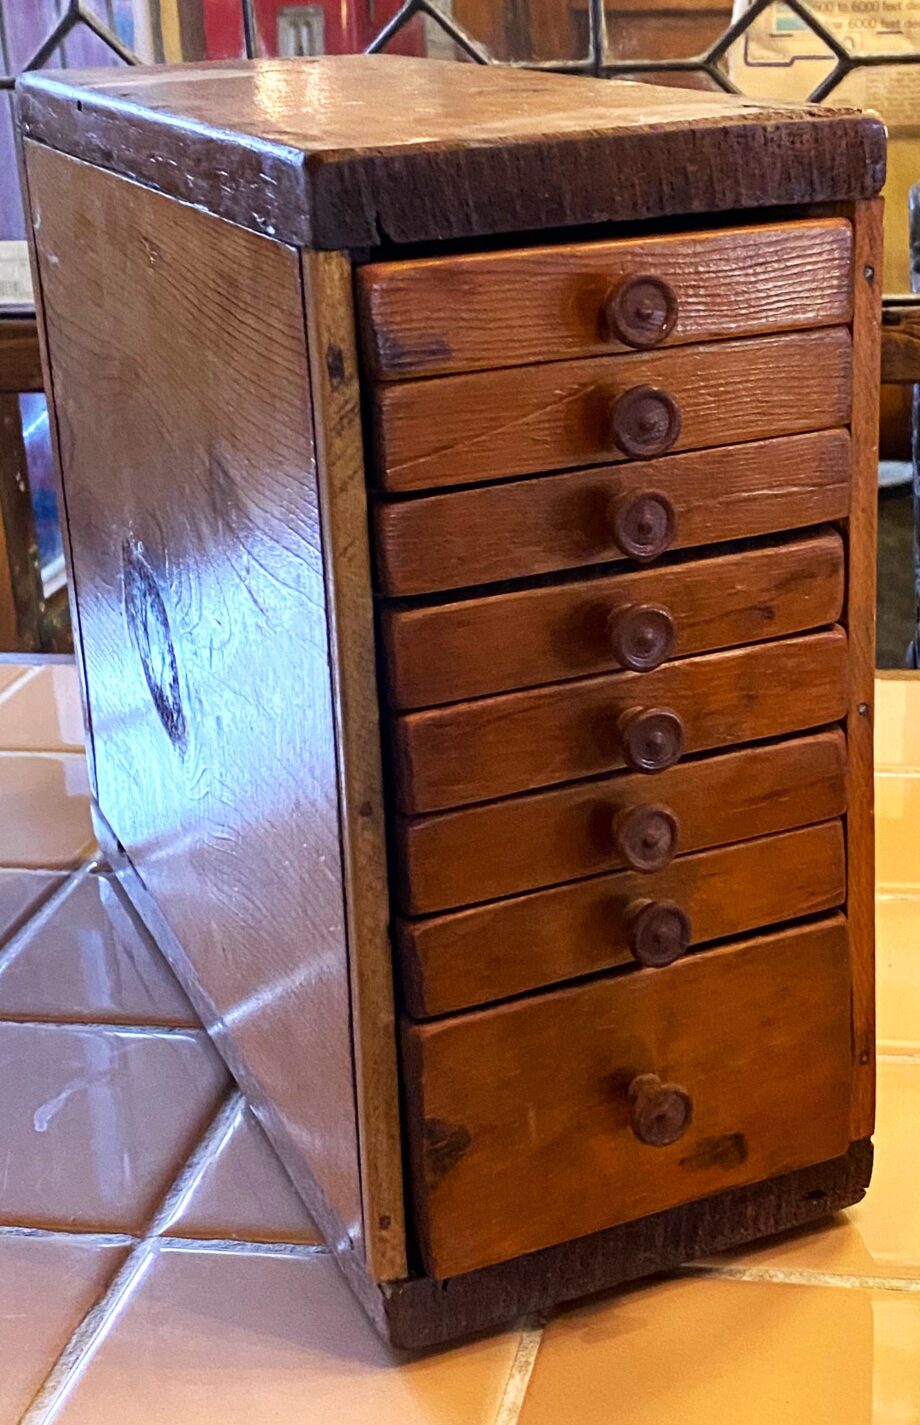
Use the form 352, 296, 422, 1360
0, 659, 918, 1424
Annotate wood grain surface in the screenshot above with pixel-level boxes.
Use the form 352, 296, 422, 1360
371, 328, 853, 491
373, 430, 852, 597
403, 916, 852, 1277
399, 820, 846, 1015
16, 59, 886, 249
370, 1139, 872, 1348
25, 144, 367, 1261
383, 530, 844, 709
392, 628, 848, 814
359, 219, 853, 378
847, 201, 882, 1140
302, 250, 406, 1280
395, 728, 847, 913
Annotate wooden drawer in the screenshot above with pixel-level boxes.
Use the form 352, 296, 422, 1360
393, 628, 847, 814
384, 530, 843, 710
358, 219, 853, 379
374, 430, 851, 598
371, 327, 852, 492
404, 916, 852, 1277
396, 729, 847, 913
399, 820, 846, 1015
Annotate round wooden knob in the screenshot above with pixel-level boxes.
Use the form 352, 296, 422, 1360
608, 603, 675, 672
604, 274, 679, 349
629, 1073, 693, 1146
612, 803, 679, 872
609, 489, 676, 562
610, 386, 681, 459
618, 706, 684, 773
627, 898, 692, 968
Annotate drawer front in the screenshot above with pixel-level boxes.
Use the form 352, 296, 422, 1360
403, 916, 852, 1277
396, 729, 847, 913
384, 530, 843, 710
393, 628, 848, 814
372, 328, 852, 491
399, 820, 846, 1015
374, 430, 851, 598
359, 220, 853, 379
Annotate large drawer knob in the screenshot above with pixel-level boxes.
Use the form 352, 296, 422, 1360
609, 603, 675, 672
627, 898, 692, 968
618, 706, 684, 773
613, 803, 679, 872
610, 386, 681, 459
604, 274, 679, 349
629, 1073, 693, 1146
609, 489, 676, 562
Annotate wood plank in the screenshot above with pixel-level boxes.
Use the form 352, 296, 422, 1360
392, 628, 848, 815
24, 145, 367, 1261
372, 328, 853, 492
370, 1140, 872, 1349
396, 728, 847, 913
358, 219, 853, 379
399, 820, 846, 1015
403, 917, 852, 1277
0, 316, 44, 393
383, 530, 844, 710
302, 250, 407, 1281
373, 430, 852, 598
847, 200, 881, 1140
16, 60, 886, 249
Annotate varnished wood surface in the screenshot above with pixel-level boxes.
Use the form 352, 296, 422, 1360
392, 628, 848, 814
848, 201, 882, 1139
403, 916, 852, 1277
302, 251, 406, 1280
0, 316, 44, 393
17, 60, 886, 249
373, 430, 852, 597
383, 531, 844, 709
359, 220, 853, 379
372, 328, 852, 491
25, 144, 367, 1260
396, 728, 847, 913
399, 820, 846, 1015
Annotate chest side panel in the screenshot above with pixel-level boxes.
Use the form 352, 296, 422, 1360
24, 142, 366, 1259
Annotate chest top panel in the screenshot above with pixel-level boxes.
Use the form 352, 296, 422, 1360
16, 56, 885, 249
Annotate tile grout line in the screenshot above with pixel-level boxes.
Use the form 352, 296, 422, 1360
492, 1319, 545, 1425
0, 863, 92, 973
17, 1089, 247, 1424
680, 1263, 920, 1293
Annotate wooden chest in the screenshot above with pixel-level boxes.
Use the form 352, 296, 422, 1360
16, 56, 884, 1348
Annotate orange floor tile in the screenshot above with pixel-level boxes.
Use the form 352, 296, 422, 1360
0, 660, 917, 1424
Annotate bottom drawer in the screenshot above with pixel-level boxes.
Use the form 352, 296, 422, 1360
403, 916, 852, 1278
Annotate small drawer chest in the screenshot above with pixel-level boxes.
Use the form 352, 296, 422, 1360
17, 56, 884, 1347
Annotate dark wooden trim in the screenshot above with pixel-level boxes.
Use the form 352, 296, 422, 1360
15, 59, 886, 250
